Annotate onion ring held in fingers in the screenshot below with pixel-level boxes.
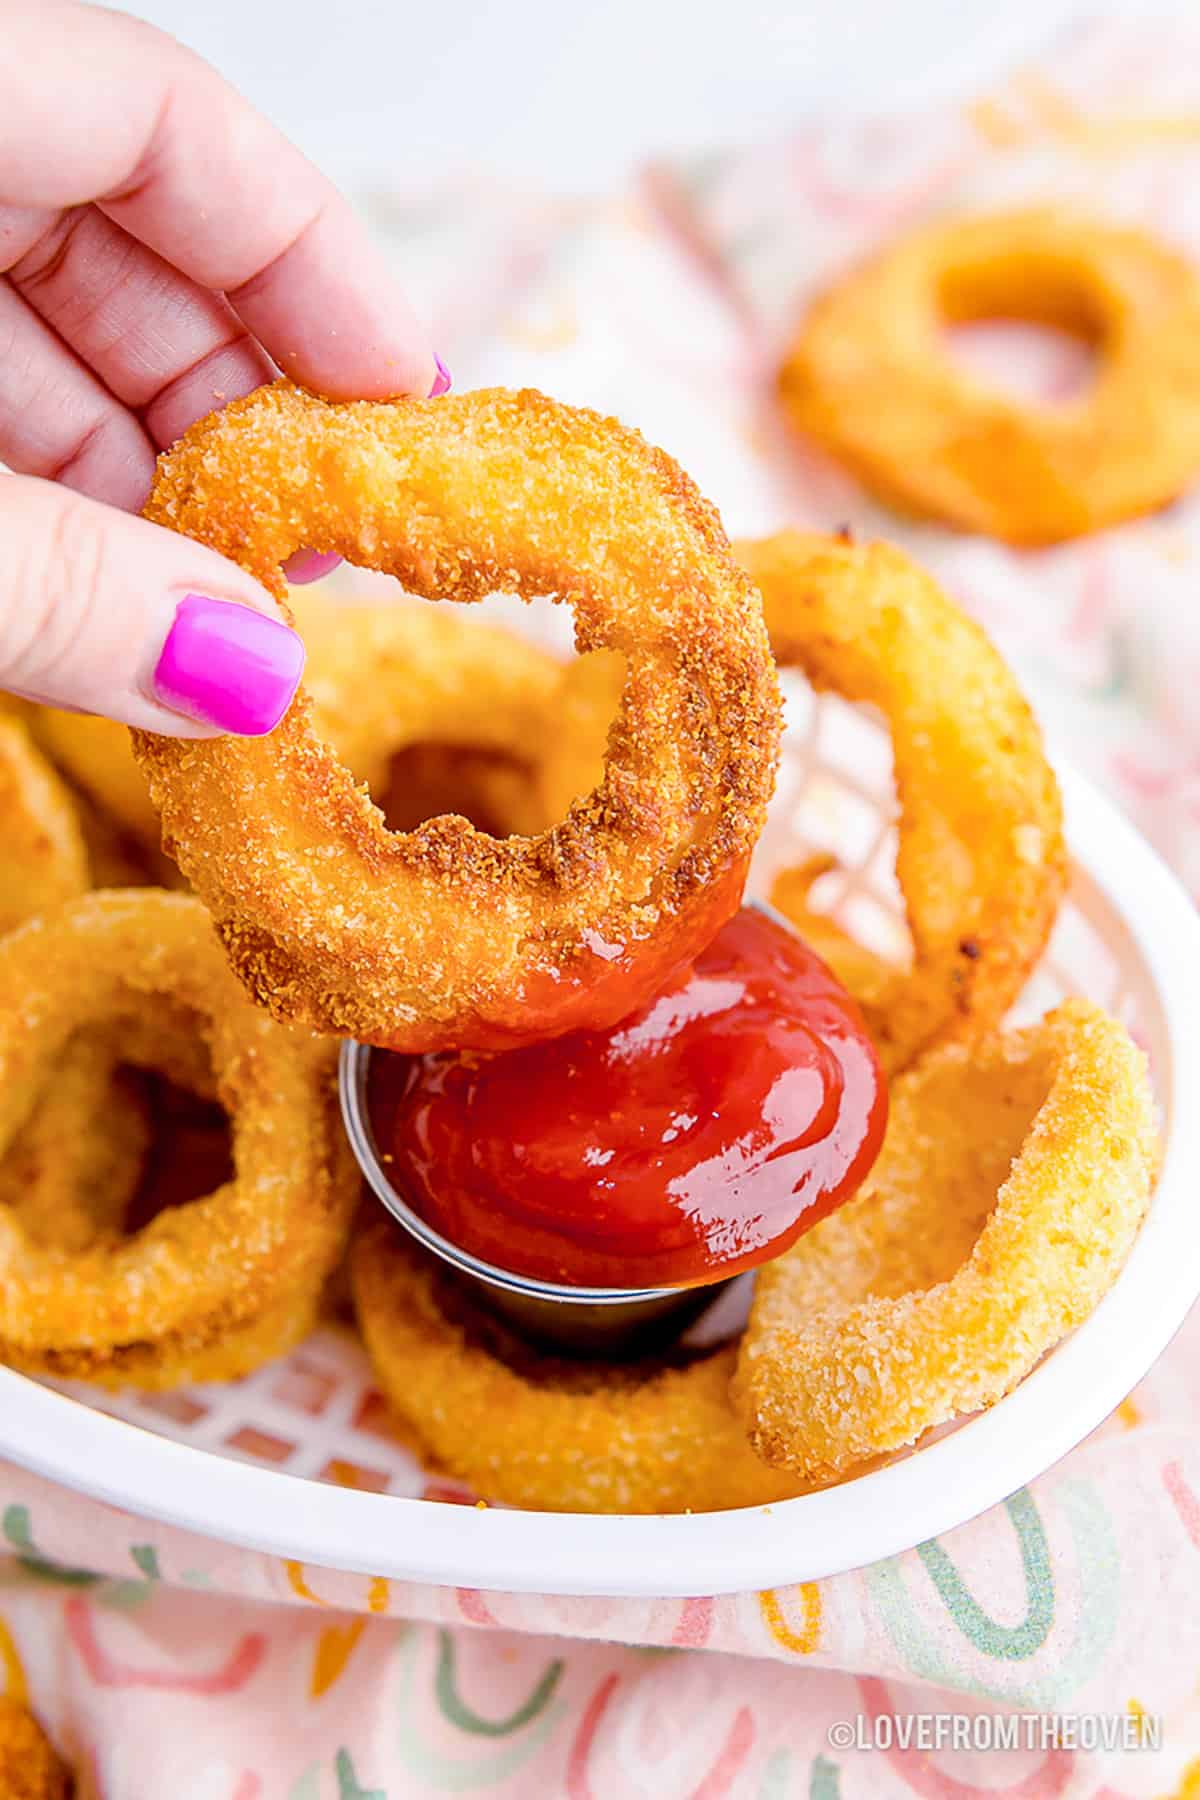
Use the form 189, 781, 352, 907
134, 382, 781, 1050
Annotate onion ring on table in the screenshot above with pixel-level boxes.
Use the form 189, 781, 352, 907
0, 1695, 71, 1800
132, 380, 780, 1051
351, 1220, 807, 1514
0, 890, 356, 1389
732, 1001, 1158, 1483
736, 531, 1066, 1073
778, 208, 1200, 544
0, 716, 89, 933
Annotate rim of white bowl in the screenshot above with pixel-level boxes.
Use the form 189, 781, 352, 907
0, 762, 1196, 1598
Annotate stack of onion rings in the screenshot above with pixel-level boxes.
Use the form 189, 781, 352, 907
132, 380, 780, 1050
732, 1001, 1158, 1482
351, 1218, 808, 1514
0, 890, 356, 1388
778, 208, 1200, 544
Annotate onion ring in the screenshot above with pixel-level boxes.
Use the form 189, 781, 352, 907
25, 592, 561, 869
132, 380, 780, 1050
351, 1220, 807, 1514
778, 208, 1200, 544
0, 1034, 149, 1254
0, 890, 356, 1388
296, 590, 562, 808
732, 1001, 1158, 1483
737, 530, 1066, 1072
0, 1695, 71, 1799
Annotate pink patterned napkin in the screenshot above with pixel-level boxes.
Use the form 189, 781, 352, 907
7, 17, 1200, 1796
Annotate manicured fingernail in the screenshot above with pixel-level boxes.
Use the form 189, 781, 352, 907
155, 594, 305, 735
429, 354, 452, 398
283, 548, 342, 585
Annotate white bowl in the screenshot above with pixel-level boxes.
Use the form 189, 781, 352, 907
0, 715, 1196, 1598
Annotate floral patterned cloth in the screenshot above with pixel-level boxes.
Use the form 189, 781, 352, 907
7, 17, 1200, 1795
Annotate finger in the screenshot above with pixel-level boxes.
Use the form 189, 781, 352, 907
0, 279, 157, 509
0, 4, 440, 400
3, 202, 276, 448
0, 474, 304, 736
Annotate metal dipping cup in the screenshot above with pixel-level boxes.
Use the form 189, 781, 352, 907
338, 1037, 732, 1357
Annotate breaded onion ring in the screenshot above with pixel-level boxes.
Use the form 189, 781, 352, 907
779, 208, 1200, 544
26, 707, 162, 851
0, 1034, 149, 1254
351, 1220, 807, 1514
25, 593, 560, 868
0, 890, 356, 1388
0, 716, 89, 933
732, 1002, 1158, 1482
0, 1696, 71, 1800
296, 591, 562, 807
738, 531, 1066, 1072
133, 381, 780, 1050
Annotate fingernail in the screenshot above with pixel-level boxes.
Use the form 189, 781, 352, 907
429, 354, 452, 398
283, 548, 342, 585
155, 595, 305, 735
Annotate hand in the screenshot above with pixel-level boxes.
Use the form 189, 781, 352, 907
0, 1, 449, 735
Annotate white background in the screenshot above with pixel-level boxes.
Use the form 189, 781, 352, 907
126, 0, 1126, 196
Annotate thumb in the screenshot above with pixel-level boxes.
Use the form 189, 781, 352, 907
0, 474, 305, 736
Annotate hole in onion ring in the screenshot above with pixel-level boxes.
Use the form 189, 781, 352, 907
937, 259, 1103, 407
122, 1070, 233, 1233
942, 321, 1099, 406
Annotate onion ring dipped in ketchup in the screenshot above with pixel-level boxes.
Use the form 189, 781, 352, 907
366, 906, 887, 1291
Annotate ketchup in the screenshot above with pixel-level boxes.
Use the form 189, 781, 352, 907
366, 906, 887, 1289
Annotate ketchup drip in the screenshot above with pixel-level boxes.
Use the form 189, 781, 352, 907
367, 906, 887, 1289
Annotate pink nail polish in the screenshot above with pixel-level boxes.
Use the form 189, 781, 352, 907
155, 595, 305, 735
283, 547, 342, 585
429, 354, 452, 398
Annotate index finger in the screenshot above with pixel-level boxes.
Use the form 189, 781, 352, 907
0, 2, 438, 400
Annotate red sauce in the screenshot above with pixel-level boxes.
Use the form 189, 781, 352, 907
369, 857, 748, 1052
366, 906, 887, 1289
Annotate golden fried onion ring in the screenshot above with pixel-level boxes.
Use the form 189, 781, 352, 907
0, 716, 89, 933
0, 1034, 149, 1255
133, 381, 780, 1050
0, 1695, 71, 1799
732, 1001, 1158, 1482
738, 530, 1066, 1072
0, 890, 356, 1388
351, 1220, 807, 1514
778, 208, 1200, 545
